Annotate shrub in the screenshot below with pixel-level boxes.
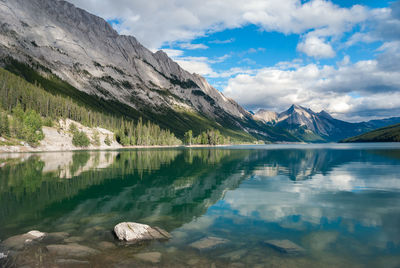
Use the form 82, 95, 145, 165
0, 112, 10, 137
22, 110, 44, 146
72, 131, 90, 147
43, 117, 54, 127
92, 131, 100, 146
104, 135, 111, 146
69, 123, 78, 133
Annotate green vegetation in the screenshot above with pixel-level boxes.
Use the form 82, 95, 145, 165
72, 130, 90, 147
92, 131, 101, 146
0, 112, 10, 137
341, 123, 400, 143
0, 103, 44, 146
114, 118, 181, 146
184, 129, 230, 145
104, 135, 111, 146
184, 130, 193, 145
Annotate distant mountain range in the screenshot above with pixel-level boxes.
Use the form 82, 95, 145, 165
341, 123, 400, 143
253, 104, 400, 142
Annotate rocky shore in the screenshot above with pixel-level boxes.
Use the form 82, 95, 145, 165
0, 222, 310, 267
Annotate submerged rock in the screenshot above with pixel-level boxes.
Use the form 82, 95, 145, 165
56, 259, 90, 265
1, 230, 46, 250
44, 232, 70, 243
189, 236, 229, 251
64, 236, 84, 243
134, 252, 162, 263
113, 222, 171, 242
187, 258, 200, 265
46, 244, 99, 258
264, 239, 305, 254
219, 249, 248, 261
97, 241, 116, 250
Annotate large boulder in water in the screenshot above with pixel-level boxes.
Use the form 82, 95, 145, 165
113, 222, 171, 242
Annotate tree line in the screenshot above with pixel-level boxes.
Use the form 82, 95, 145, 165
184, 129, 231, 145
0, 68, 181, 146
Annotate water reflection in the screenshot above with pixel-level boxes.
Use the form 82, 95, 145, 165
0, 145, 399, 267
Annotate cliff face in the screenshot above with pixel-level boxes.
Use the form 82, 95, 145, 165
0, 0, 274, 139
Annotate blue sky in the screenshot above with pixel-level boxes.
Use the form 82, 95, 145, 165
70, 0, 400, 121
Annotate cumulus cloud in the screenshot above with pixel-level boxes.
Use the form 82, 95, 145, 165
223, 48, 400, 121
297, 35, 336, 58
68, 0, 368, 50
175, 57, 216, 76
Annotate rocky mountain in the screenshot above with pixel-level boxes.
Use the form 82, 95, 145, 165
253, 109, 278, 124
254, 104, 400, 142
0, 0, 297, 142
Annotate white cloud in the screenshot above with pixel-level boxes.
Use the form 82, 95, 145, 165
223, 48, 400, 121
68, 0, 369, 50
178, 43, 209, 50
161, 49, 184, 58
175, 58, 216, 76
297, 35, 336, 58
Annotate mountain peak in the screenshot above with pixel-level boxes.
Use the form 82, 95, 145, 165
318, 110, 333, 119
290, 104, 301, 109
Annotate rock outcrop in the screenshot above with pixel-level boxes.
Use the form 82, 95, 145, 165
114, 222, 171, 242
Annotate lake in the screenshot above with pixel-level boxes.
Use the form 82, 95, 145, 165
1, 143, 400, 267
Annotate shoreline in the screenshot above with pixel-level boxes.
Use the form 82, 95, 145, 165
0, 143, 266, 154
0, 144, 239, 153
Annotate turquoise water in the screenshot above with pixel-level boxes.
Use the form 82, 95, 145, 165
0, 144, 400, 267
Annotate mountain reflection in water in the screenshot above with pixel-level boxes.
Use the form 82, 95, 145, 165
0, 145, 399, 267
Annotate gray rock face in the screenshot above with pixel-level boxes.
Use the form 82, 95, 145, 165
46, 244, 99, 258
253, 109, 278, 124
278, 104, 334, 136
0, 0, 251, 128
264, 239, 305, 254
189, 236, 229, 251
1, 230, 46, 250
114, 222, 171, 242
